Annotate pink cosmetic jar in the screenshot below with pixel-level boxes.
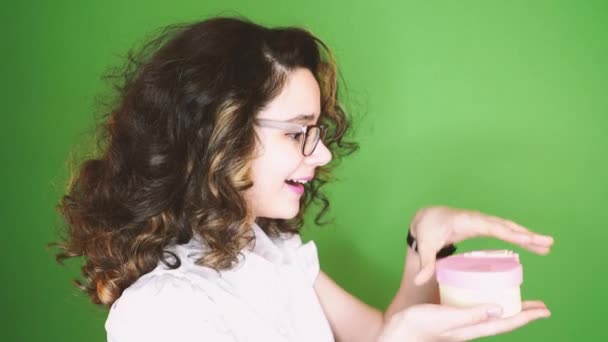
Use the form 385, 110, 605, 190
435, 250, 523, 317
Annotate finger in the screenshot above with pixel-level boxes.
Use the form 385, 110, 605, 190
522, 244, 552, 255
487, 215, 530, 234
487, 216, 555, 247
484, 223, 538, 249
463, 213, 526, 243
528, 233, 555, 247
522, 300, 548, 310
505, 231, 554, 255
414, 241, 439, 286
441, 304, 551, 341
432, 304, 504, 331
476, 218, 554, 254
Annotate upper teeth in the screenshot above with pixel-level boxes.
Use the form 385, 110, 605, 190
289, 179, 309, 184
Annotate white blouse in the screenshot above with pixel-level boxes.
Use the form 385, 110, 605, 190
105, 223, 335, 342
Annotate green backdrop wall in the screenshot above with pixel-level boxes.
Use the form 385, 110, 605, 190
3, 0, 606, 340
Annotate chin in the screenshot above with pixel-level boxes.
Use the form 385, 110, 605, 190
277, 208, 300, 220
268, 204, 301, 220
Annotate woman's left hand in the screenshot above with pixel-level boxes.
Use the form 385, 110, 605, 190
410, 206, 554, 285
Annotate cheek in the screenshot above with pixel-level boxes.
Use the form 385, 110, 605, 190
251, 139, 303, 188
258, 148, 300, 183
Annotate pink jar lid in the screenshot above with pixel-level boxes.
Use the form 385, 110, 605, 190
436, 250, 523, 290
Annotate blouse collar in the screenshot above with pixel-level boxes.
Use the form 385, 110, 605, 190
180, 222, 287, 265
250, 222, 284, 264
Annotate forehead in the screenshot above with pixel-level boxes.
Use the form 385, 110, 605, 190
257, 68, 321, 123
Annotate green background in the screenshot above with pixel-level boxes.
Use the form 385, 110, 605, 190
3, 0, 606, 340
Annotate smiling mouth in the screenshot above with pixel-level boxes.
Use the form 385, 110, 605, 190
285, 179, 310, 186
284, 179, 308, 195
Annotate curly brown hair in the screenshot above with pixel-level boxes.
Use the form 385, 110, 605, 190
54, 16, 358, 307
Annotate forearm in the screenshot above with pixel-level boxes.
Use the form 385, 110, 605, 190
383, 246, 440, 322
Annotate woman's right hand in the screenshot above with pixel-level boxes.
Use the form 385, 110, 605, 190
377, 301, 550, 342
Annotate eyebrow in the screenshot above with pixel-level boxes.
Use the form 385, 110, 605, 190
286, 114, 316, 124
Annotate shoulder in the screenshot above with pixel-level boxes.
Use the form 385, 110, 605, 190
275, 231, 322, 284
105, 271, 233, 342
110, 272, 212, 312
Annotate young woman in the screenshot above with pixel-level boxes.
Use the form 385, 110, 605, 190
55, 17, 554, 342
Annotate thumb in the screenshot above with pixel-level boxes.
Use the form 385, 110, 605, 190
414, 242, 437, 285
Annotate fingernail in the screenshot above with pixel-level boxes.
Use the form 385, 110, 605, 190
541, 310, 552, 318
487, 307, 503, 318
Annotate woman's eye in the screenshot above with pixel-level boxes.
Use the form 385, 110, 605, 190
286, 132, 303, 141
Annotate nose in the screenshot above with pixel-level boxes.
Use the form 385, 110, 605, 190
305, 140, 332, 167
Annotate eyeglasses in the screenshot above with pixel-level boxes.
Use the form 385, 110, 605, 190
256, 118, 327, 156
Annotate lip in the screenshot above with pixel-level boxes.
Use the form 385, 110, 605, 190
285, 182, 305, 195
284, 175, 313, 196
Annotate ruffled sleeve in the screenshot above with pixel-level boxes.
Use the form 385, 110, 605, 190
105, 273, 235, 342
279, 232, 321, 285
